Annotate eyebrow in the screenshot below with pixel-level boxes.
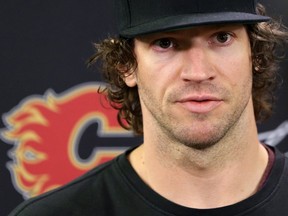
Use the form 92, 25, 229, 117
137, 24, 244, 41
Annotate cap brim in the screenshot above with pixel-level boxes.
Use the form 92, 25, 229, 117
120, 12, 270, 38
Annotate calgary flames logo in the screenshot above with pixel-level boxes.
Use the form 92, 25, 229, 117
1, 82, 132, 199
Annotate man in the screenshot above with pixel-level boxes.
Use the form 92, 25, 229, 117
9, 0, 288, 215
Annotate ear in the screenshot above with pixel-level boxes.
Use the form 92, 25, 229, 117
116, 63, 137, 87
123, 71, 137, 87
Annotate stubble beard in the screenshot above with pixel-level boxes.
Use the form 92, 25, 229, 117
160, 109, 247, 151
140, 83, 252, 151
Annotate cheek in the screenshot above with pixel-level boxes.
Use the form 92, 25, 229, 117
216, 48, 252, 87
137, 52, 181, 86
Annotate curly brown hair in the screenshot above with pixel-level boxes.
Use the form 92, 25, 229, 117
88, 4, 288, 135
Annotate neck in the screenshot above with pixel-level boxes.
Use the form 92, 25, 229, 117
130, 141, 268, 209
129, 104, 268, 208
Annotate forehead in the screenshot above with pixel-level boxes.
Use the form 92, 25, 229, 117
135, 24, 247, 40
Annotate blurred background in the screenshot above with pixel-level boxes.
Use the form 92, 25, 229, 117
0, 0, 287, 215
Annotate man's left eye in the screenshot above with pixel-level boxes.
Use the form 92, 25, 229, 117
212, 32, 233, 44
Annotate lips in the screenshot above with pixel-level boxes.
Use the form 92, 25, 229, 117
176, 95, 223, 114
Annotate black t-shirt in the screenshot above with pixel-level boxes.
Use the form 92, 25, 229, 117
9, 146, 288, 216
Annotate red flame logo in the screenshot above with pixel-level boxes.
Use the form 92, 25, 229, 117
1, 83, 131, 198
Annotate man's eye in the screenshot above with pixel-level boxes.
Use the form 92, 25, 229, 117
211, 32, 233, 44
217, 33, 230, 43
154, 38, 174, 49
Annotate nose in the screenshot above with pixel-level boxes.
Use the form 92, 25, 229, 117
180, 46, 215, 82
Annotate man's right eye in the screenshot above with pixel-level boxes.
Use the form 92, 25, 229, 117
153, 38, 174, 49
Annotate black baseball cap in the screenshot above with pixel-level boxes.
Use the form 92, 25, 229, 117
115, 0, 270, 38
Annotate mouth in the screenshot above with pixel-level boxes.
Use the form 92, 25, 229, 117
176, 96, 223, 114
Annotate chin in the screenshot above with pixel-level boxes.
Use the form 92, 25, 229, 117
174, 129, 227, 151
182, 141, 219, 151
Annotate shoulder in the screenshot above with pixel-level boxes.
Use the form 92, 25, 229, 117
270, 146, 288, 188
8, 158, 119, 216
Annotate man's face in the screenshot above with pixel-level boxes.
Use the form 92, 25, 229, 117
125, 24, 254, 149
